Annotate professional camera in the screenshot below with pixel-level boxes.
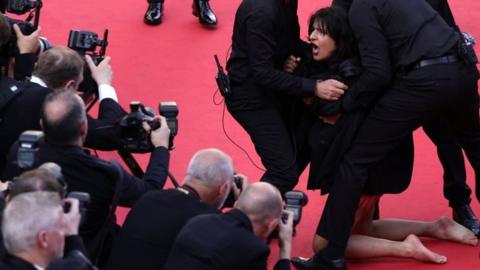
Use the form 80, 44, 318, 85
64, 191, 90, 225
267, 191, 308, 242
284, 190, 308, 226
17, 130, 44, 169
0, 0, 50, 78
6, 0, 42, 15
120, 101, 178, 153
67, 29, 109, 110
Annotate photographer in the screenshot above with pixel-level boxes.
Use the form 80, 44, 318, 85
106, 148, 247, 270
3, 91, 171, 262
0, 46, 126, 173
0, 12, 42, 81
0, 168, 89, 262
0, 191, 91, 270
164, 182, 294, 270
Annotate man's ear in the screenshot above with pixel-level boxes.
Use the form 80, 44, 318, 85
267, 217, 279, 234
79, 120, 87, 136
219, 181, 230, 197
64, 80, 77, 92
37, 231, 49, 249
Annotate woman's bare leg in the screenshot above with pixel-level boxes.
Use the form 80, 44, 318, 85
367, 217, 477, 245
346, 234, 447, 263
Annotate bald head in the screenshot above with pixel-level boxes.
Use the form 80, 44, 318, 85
235, 182, 283, 224
41, 91, 86, 145
185, 148, 234, 188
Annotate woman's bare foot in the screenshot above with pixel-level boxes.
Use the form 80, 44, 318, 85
404, 234, 447, 264
434, 216, 478, 246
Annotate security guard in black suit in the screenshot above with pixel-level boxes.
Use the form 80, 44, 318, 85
144, 0, 217, 26
293, 0, 480, 269
2, 91, 172, 263
164, 182, 294, 270
0, 47, 127, 173
332, 0, 480, 237
106, 149, 245, 270
226, 0, 348, 196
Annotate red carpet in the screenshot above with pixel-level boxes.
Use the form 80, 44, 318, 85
37, 0, 480, 268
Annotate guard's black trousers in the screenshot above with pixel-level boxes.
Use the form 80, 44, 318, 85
317, 61, 480, 254
423, 118, 479, 208
227, 104, 311, 196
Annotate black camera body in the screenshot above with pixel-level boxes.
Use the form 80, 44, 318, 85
17, 130, 44, 169
68, 30, 106, 54
0, 0, 45, 77
119, 102, 159, 153
7, 0, 42, 15
120, 101, 178, 153
67, 29, 109, 110
64, 191, 90, 225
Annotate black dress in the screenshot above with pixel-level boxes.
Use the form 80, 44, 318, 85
300, 57, 414, 195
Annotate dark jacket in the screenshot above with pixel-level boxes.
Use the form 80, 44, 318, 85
106, 188, 219, 270
226, 0, 315, 111
2, 143, 170, 258
0, 236, 93, 270
299, 58, 414, 194
0, 80, 126, 173
163, 209, 290, 270
0, 254, 37, 270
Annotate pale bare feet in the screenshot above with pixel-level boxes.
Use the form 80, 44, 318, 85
404, 234, 447, 264
434, 216, 478, 246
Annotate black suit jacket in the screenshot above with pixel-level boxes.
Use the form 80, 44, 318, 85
2, 142, 169, 256
0, 80, 126, 173
163, 209, 290, 270
106, 188, 219, 270
0, 254, 37, 270
0, 251, 96, 270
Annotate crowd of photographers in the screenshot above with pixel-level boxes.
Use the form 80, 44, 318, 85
0, 1, 298, 270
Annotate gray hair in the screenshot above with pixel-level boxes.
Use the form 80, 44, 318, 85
186, 148, 234, 187
2, 191, 62, 254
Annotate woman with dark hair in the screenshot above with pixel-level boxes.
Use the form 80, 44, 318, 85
288, 7, 477, 266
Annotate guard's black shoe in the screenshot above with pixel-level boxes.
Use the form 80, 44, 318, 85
192, 0, 217, 26
144, 3, 163, 25
291, 253, 347, 270
453, 205, 480, 237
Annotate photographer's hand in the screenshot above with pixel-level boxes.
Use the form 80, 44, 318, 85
86, 55, 112, 86
144, 116, 170, 149
278, 209, 294, 260
315, 79, 348, 101
13, 24, 40, 54
63, 198, 81, 236
232, 174, 249, 200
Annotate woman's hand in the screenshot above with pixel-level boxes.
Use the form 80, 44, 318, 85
283, 55, 301, 73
